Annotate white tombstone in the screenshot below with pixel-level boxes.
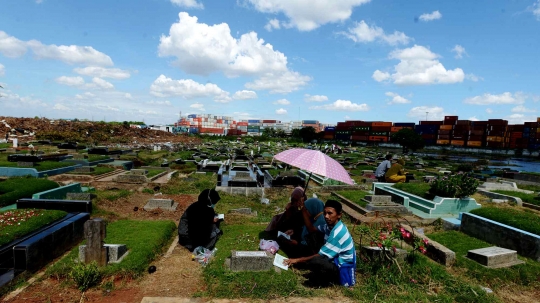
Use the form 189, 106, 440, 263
12, 138, 18, 148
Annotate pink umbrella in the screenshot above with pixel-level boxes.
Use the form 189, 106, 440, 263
273, 148, 354, 188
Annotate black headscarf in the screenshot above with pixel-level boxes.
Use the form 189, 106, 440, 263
198, 188, 221, 206
186, 188, 220, 248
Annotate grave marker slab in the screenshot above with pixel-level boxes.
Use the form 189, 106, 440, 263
17, 161, 33, 167
466, 247, 524, 268
66, 193, 92, 201
229, 250, 273, 271
143, 199, 178, 211
131, 169, 148, 175
83, 219, 107, 266
79, 244, 128, 264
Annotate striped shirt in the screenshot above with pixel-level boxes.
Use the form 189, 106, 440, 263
317, 220, 355, 266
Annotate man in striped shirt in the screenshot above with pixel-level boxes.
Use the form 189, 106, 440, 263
284, 200, 356, 287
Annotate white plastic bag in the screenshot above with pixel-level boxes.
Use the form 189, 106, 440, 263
259, 239, 279, 255
192, 246, 217, 266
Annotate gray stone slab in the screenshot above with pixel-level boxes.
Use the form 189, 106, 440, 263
229, 250, 273, 271
116, 174, 147, 184
131, 169, 148, 175
364, 195, 392, 203
361, 246, 407, 262
144, 199, 178, 211
74, 166, 95, 173
466, 247, 524, 268
442, 218, 461, 231
79, 244, 128, 264
66, 193, 92, 201
17, 161, 33, 167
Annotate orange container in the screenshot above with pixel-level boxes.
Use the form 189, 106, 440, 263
436, 140, 450, 145
369, 136, 388, 142
486, 136, 503, 142
451, 140, 465, 146
371, 122, 392, 127
467, 141, 482, 147
440, 125, 453, 130
391, 127, 403, 132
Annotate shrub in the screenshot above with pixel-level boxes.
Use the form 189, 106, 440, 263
429, 173, 480, 198
70, 261, 102, 291
456, 163, 474, 172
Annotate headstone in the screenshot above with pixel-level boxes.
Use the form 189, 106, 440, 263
143, 198, 178, 211
79, 244, 128, 264
362, 246, 407, 262
74, 166, 95, 173
67, 193, 92, 201
83, 219, 107, 266
229, 250, 273, 271
17, 161, 33, 167
466, 247, 524, 268
424, 176, 437, 182
131, 169, 148, 175
415, 165, 423, 169
364, 195, 392, 203
12, 138, 18, 148
439, 170, 451, 175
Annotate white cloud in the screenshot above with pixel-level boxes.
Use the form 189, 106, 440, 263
374, 45, 464, 85
36, 0, 43, 3
452, 45, 467, 59
56, 76, 86, 87
147, 100, 172, 106
245, 70, 311, 94
0, 64, 4, 77
150, 74, 231, 102
91, 77, 114, 90
385, 92, 410, 104
265, 19, 281, 31
53, 104, 70, 111
419, 11, 442, 22
464, 92, 526, 105
0, 31, 28, 58
528, 0, 540, 20
273, 98, 290, 105
75, 92, 96, 99
170, 0, 203, 9
0, 90, 48, 109
344, 115, 351, 120
486, 108, 493, 114
125, 93, 133, 99
407, 106, 446, 120
505, 113, 538, 124
304, 94, 328, 102
247, 0, 371, 31
511, 105, 536, 113
343, 21, 411, 45
469, 116, 479, 121
232, 90, 258, 100
465, 74, 482, 82
372, 70, 390, 82
310, 100, 370, 111
158, 12, 309, 92
275, 108, 287, 115
74, 66, 130, 79
27, 40, 113, 66
190, 102, 206, 111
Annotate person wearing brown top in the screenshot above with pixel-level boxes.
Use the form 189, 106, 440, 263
385, 158, 406, 183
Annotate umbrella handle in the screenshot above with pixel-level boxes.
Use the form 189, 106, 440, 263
304, 172, 313, 192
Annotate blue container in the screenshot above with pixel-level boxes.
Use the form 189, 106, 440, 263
303, 120, 318, 125
324, 127, 336, 131
188, 114, 197, 118
247, 129, 259, 133
248, 120, 260, 123
189, 128, 199, 134
394, 122, 416, 127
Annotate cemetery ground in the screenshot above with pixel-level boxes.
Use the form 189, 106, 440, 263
2, 173, 539, 303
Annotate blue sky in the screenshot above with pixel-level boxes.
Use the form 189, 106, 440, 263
1, 0, 539, 125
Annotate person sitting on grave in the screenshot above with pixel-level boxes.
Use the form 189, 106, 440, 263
284, 200, 356, 287
375, 154, 393, 182
178, 188, 222, 252
385, 158, 407, 183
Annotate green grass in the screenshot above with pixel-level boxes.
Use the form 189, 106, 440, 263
87, 155, 110, 162
428, 230, 540, 290
393, 183, 432, 199
0, 143, 10, 149
0, 209, 67, 246
161, 173, 216, 195
469, 206, 540, 235
0, 177, 59, 207
170, 162, 197, 174
0, 159, 75, 172
46, 219, 176, 279
95, 189, 133, 202
146, 169, 166, 178
66, 166, 114, 175
491, 190, 540, 206
334, 190, 369, 208
517, 184, 540, 192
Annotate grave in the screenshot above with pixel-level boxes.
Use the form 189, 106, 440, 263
131, 169, 148, 175
143, 198, 178, 211
72, 154, 86, 160
228, 250, 273, 271
228, 208, 257, 216
361, 246, 408, 263
466, 247, 524, 268
66, 193, 92, 201
363, 195, 411, 215
74, 166, 95, 173
78, 218, 128, 265
17, 161, 34, 167
439, 170, 451, 175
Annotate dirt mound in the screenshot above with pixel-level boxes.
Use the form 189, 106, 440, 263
0, 116, 200, 145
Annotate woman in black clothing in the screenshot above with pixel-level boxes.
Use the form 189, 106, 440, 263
178, 188, 222, 251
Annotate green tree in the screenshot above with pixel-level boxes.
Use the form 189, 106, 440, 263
291, 128, 301, 138
299, 126, 316, 143
390, 128, 425, 153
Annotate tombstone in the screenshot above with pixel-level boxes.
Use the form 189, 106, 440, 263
229, 251, 273, 271
362, 246, 408, 263
83, 219, 107, 266
143, 198, 178, 211
131, 169, 148, 175
17, 161, 33, 167
12, 138, 18, 148
74, 166, 95, 173
67, 193, 92, 201
466, 247, 524, 268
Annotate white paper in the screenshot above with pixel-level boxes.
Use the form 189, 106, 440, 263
277, 231, 291, 241
217, 214, 224, 220
273, 254, 289, 270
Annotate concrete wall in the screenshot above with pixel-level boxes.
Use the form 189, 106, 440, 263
476, 189, 523, 206
0, 165, 80, 177
62, 158, 113, 167
511, 173, 540, 183
215, 186, 264, 197
460, 212, 540, 261
32, 183, 82, 199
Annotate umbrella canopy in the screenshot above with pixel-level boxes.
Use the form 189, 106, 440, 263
273, 148, 354, 185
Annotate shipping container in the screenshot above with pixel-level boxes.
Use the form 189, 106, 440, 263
421, 134, 436, 140
323, 134, 334, 140
444, 116, 459, 120
467, 141, 482, 147
438, 130, 452, 135
370, 131, 389, 136
302, 120, 318, 125
437, 135, 450, 140
393, 122, 416, 127
369, 136, 388, 142
468, 135, 484, 141
247, 120, 260, 123
420, 121, 443, 125
436, 140, 450, 145
486, 136, 504, 142
352, 131, 370, 136
371, 126, 392, 132
262, 120, 277, 123
451, 140, 465, 146
324, 126, 336, 132
439, 125, 453, 130
351, 135, 369, 141
353, 126, 371, 131
371, 122, 392, 127
187, 114, 197, 118
456, 120, 471, 125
